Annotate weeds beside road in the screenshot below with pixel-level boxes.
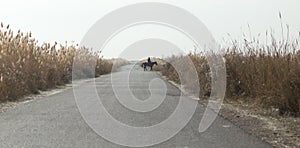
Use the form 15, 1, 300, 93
0, 22, 128, 102
156, 36, 300, 117
153, 28, 300, 147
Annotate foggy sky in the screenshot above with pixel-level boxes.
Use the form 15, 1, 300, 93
0, 0, 299, 59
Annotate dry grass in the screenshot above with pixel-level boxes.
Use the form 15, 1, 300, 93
0, 22, 127, 101
156, 33, 300, 117
111, 58, 131, 72
224, 37, 300, 116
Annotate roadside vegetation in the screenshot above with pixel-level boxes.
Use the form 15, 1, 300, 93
0, 22, 128, 101
153, 25, 300, 147
155, 29, 300, 117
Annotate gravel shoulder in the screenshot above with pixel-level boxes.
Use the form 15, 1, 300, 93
0, 78, 92, 113
219, 100, 300, 148
0, 86, 71, 113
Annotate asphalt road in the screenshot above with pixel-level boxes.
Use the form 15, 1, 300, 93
0, 63, 271, 148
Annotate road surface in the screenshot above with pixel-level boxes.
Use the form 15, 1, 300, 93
0, 63, 271, 148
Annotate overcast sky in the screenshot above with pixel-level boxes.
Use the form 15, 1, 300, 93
0, 0, 299, 59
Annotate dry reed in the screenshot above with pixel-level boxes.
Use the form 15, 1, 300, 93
156, 30, 300, 116
0, 22, 127, 101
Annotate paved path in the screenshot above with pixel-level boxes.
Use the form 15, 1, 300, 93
0, 63, 271, 148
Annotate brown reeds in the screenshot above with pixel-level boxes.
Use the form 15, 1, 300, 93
0, 22, 127, 101
157, 30, 300, 117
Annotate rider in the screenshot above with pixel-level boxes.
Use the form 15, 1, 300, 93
147, 57, 151, 64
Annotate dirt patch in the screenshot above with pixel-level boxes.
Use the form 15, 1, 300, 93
217, 100, 300, 148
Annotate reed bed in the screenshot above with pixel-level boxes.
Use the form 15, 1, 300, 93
156, 33, 300, 117
0, 22, 127, 101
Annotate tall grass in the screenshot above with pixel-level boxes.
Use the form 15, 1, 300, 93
224, 34, 300, 116
0, 22, 127, 101
157, 31, 300, 117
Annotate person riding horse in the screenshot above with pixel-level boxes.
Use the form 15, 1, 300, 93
141, 57, 157, 71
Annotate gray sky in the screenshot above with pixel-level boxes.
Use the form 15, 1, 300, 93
1, 0, 299, 59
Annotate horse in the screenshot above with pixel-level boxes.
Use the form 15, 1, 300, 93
141, 61, 158, 71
